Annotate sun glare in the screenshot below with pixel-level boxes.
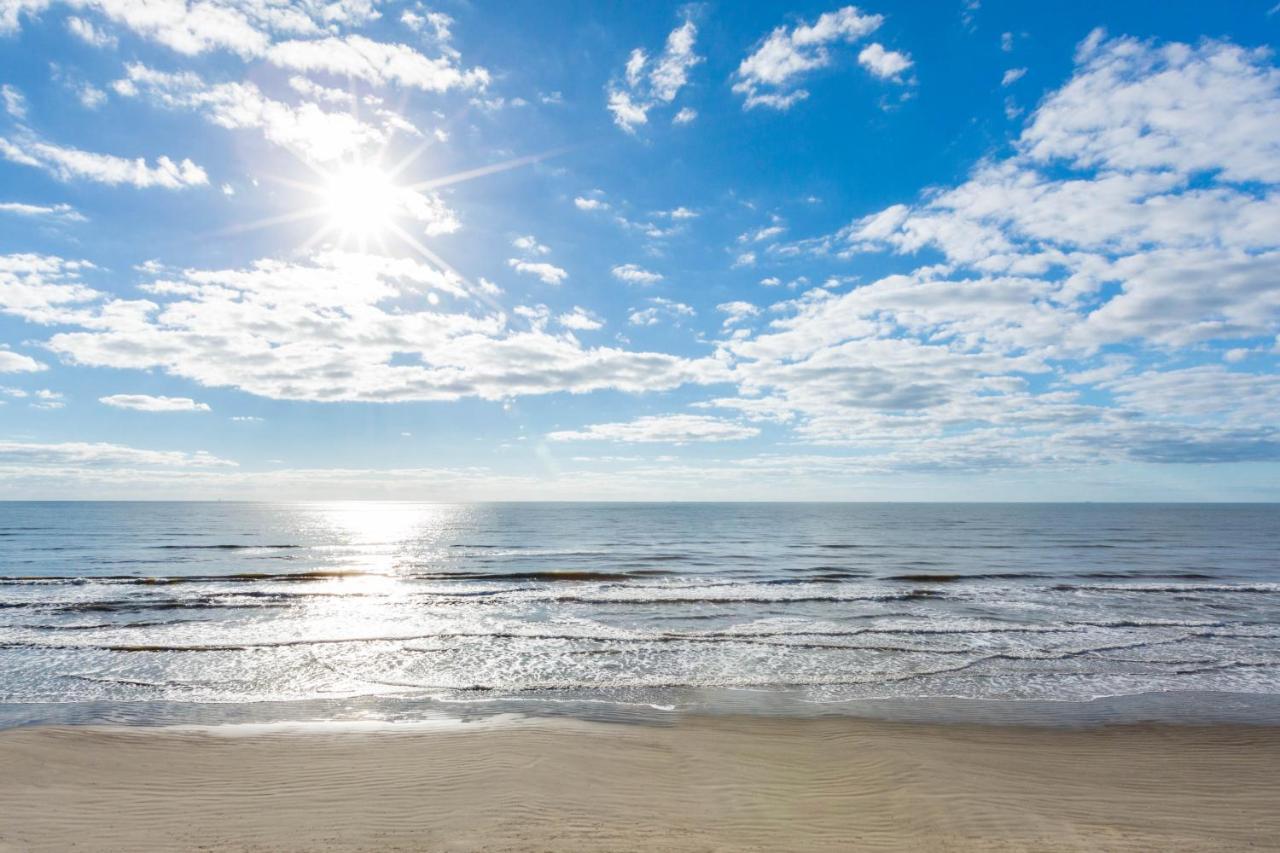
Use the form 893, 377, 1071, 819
322, 164, 400, 239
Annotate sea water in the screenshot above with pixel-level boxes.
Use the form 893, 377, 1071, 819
1, 502, 1277, 725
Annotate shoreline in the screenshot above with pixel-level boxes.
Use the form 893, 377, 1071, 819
3, 714, 1279, 852
5, 688, 1280, 731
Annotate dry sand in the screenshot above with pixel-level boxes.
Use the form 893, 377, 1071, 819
1, 715, 1278, 852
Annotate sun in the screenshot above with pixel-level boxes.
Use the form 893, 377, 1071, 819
216, 135, 570, 282
321, 163, 401, 240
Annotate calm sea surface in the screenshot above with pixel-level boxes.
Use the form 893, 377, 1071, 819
2, 502, 1278, 725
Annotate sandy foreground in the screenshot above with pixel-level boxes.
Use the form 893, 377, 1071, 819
1, 715, 1278, 852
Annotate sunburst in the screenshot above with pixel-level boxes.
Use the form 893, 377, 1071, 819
214, 125, 572, 297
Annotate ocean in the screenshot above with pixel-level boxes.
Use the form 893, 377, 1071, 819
2, 501, 1278, 726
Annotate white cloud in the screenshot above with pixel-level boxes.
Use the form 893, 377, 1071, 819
1, 83, 27, 118
100, 393, 212, 412
0, 251, 724, 403
1001, 67, 1027, 86
715, 32, 1280, 468
611, 263, 663, 285
0, 201, 85, 221
733, 5, 884, 109
607, 15, 702, 131
672, 107, 697, 125
1022, 31, 1280, 183
75, 82, 107, 108
557, 307, 604, 331
31, 388, 64, 409
0, 0, 383, 58
0, 439, 235, 468
628, 297, 695, 326
0, 349, 45, 372
856, 43, 912, 81
663, 206, 698, 220
547, 414, 759, 443
0, 127, 206, 189
717, 301, 761, 327
739, 218, 786, 243
113, 64, 406, 165
574, 195, 609, 211
511, 234, 550, 255
266, 34, 489, 92
65, 14, 115, 47
5, 1, 264, 55
0, 253, 102, 325
507, 258, 567, 285
400, 7, 452, 42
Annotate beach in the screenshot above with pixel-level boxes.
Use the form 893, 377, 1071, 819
2, 715, 1278, 852
3, 502, 1278, 851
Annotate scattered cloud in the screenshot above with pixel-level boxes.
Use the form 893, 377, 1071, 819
547, 414, 760, 443
628, 296, 695, 326
0, 0, 379, 58
511, 234, 550, 255
0, 348, 45, 372
0, 131, 207, 188
507, 258, 568, 285
0, 251, 724, 402
856, 43, 913, 81
100, 393, 211, 412
30, 388, 64, 409
1, 83, 27, 118
733, 5, 885, 109
0, 440, 235, 468
607, 14, 702, 131
65, 15, 116, 48
266, 35, 489, 93
0, 201, 84, 221
112, 64, 412, 165
557, 306, 604, 331
1001, 67, 1027, 86
611, 263, 663, 285
717, 301, 761, 327
714, 32, 1280, 467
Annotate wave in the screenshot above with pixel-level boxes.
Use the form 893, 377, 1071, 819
1075, 571, 1219, 580
65, 672, 226, 689
0, 570, 382, 585
1053, 583, 1280, 594
147, 544, 303, 550
47, 598, 291, 614
22, 618, 200, 631
543, 590, 939, 605
353, 656, 1280, 695
7, 619, 1207, 654
885, 572, 1049, 583
408, 570, 675, 582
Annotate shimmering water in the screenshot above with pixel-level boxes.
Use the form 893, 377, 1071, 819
1, 502, 1278, 724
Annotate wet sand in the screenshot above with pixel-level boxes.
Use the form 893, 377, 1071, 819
1, 715, 1277, 852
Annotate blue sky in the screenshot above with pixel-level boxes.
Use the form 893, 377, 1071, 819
1, 0, 1279, 500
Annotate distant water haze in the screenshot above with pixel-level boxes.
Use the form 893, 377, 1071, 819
1, 502, 1277, 722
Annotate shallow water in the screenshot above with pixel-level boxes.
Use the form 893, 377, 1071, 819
1, 502, 1278, 725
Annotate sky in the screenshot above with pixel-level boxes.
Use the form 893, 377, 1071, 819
1, 0, 1279, 501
